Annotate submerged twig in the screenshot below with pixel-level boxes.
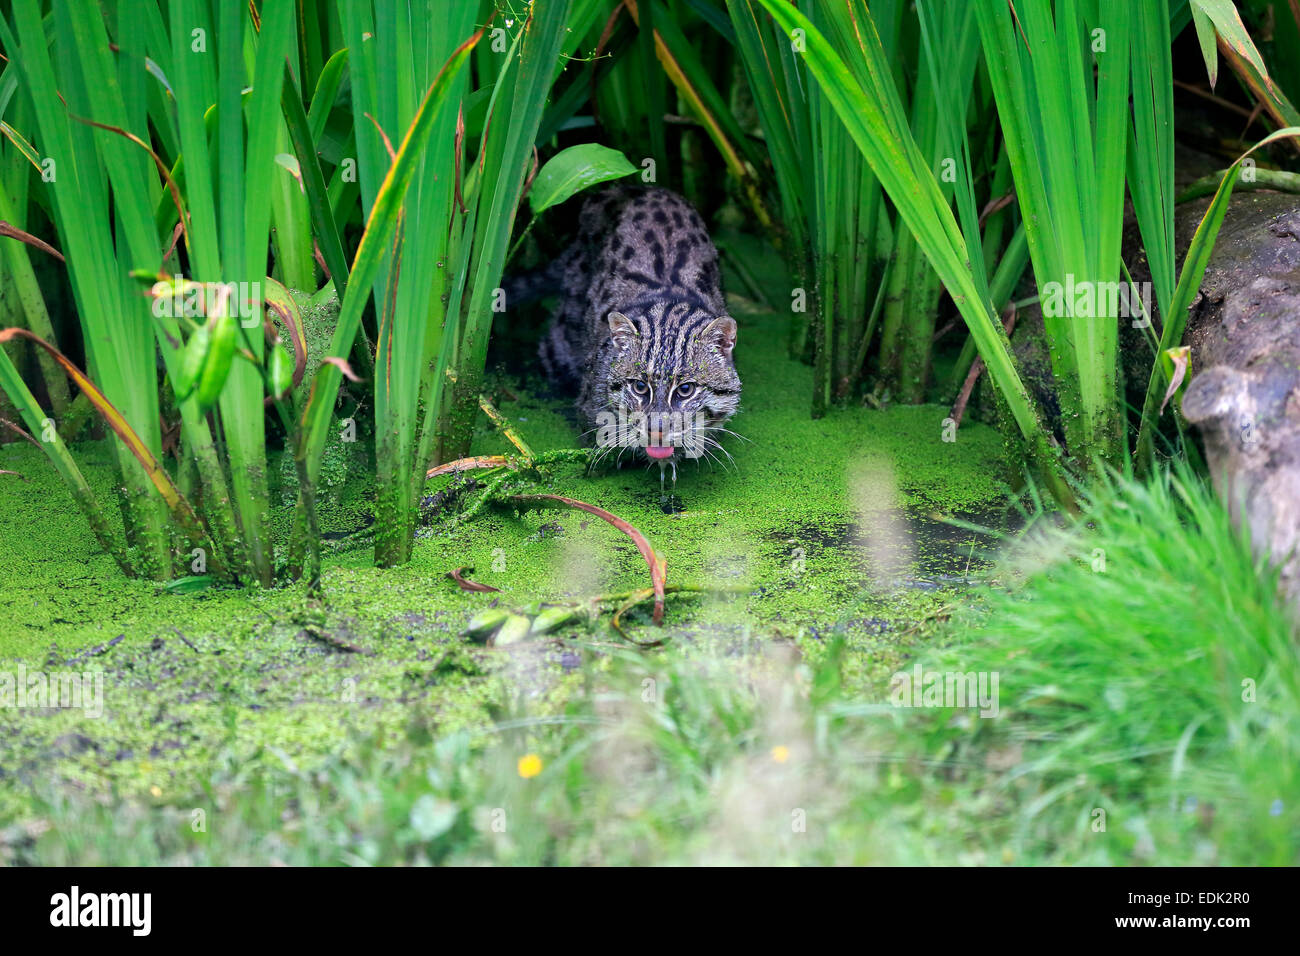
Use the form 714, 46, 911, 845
427, 454, 512, 479
611, 588, 665, 646
301, 625, 371, 656
448, 566, 501, 592
478, 394, 535, 461
424, 393, 589, 484
169, 627, 201, 653
950, 304, 1018, 429
456, 471, 513, 524
509, 493, 667, 625
427, 448, 589, 483
0, 417, 41, 448
62, 634, 123, 666
424, 410, 667, 634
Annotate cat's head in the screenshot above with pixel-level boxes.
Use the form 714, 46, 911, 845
598, 304, 741, 461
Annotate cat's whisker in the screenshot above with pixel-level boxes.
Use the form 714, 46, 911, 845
702, 425, 750, 444
686, 436, 725, 471
698, 447, 724, 470
588, 437, 628, 472
699, 435, 738, 472
704, 449, 733, 473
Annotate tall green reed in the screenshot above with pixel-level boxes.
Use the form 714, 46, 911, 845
297, 0, 602, 569
0, 0, 307, 583
729, 0, 1028, 415
748, 0, 1072, 501
972, 0, 1133, 473
0, 1, 612, 582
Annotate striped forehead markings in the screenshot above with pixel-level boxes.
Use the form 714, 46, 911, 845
646, 303, 670, 379
630, 302, 720, 381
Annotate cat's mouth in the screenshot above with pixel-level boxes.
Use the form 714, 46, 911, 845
645, 445, 675, 459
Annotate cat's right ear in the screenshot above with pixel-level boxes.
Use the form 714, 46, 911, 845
607, 312, 638, 350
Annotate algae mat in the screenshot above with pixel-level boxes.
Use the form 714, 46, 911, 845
0, 304, 1014, 811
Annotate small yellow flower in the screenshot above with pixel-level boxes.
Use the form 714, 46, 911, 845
149, 785, 162, 798
771, 745, 790, 764
517, 753, 543, 779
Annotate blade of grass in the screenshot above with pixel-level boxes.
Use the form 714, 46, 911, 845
295, 22, 481, 578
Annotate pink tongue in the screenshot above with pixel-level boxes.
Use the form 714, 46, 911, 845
645, 445, 675, 460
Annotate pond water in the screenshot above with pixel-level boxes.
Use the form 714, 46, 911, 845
0, 301, 1019, 811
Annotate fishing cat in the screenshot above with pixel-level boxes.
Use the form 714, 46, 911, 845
510, 185, 741, 465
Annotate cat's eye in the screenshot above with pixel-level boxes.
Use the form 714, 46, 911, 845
628, 380, 649, 396
675, 382, 697, 399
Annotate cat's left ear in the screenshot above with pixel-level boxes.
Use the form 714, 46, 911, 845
702, 316, 737, 355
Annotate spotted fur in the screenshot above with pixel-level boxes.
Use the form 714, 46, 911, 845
525, 185, 741, 458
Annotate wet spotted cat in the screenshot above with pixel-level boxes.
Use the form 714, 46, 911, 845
511, 186, 741, 465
